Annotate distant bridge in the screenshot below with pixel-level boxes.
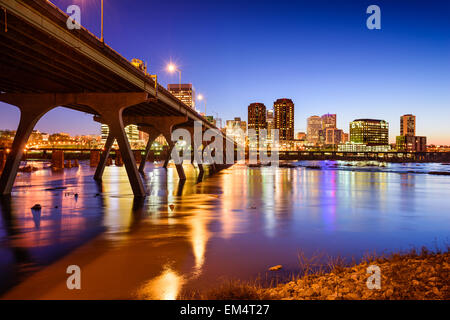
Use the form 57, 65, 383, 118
278, 151, 450, 163
0, 0, 234, 197
3, 148, 448, 164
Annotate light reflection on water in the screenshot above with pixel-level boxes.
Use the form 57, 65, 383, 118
0, 160, 449, 299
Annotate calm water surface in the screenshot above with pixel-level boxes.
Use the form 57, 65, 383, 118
0, 160, 449, 299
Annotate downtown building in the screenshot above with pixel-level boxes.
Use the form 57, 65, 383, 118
321, 113, 337, 130
339, 119, 390, 152
226, 117, 247, 147
226, 117, 247, 133
306, 116, 322, 145
167, 84, 196, 109
101, 124, 142, 146
248, 103, 267, 140
274, 99, 295, 141
307, 113, 345, 147
266, 109, 275, 142
396, 114, 427, 152
319, 113, 343, 146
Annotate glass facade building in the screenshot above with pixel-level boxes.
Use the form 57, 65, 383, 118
350, 119, 389, 146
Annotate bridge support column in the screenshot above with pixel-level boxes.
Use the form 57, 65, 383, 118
202, 139, 217, 174
177, 125, 201, 170
80, 93, 148, 197
94, 132, 114, 181
138, 127, 160, 173
119, 116, 188, 180
0, 94, 61, 195
165, 140, 186, 180
192, 140, 204, 174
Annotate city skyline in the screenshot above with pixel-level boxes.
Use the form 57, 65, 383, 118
0, 0, 449, 304
1, 0, 449, 145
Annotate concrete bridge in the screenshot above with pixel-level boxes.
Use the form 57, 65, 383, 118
0, 0, 235, 197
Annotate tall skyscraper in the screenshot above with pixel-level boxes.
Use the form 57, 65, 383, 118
266, 109, 274, 140
321, 113, 337, 130
400, 114, 416, 136
248, 103, 267, 139
396, 114, 426, 152
350, 119, 389, 145
307, 116, 322, 144
274, 99, 294, 141
167, 84, 196, 109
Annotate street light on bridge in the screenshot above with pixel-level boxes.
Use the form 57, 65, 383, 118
197, 94, 207, 116
166, 63, 182, 90
101, 0, 104, 42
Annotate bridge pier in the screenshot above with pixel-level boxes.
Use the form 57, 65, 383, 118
0, 92, 149, 197
74, 93, 149, 197
138, 126, 160, 173
94, 132, 114, 181
121, 116, 188, 181
0, 94, 62, 195
202, 139, 218, 174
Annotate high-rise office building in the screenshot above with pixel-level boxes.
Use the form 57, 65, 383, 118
325, 128, 343, 145
350, 119, 389, 145
400, 114, 416, 136
296, 132, 306, 141
101, 124, 140, 144
321, 113, 337, 130
248, 103, 267, 139
226, 117, 247, 146
396, 114, 426, 152
226, 117, 247, 133
101, 124, 109, 143
396, 135, 427, 152
307, 116, 322, 144
274, 99, 294, 141
167, 84, 196, 109
266, 109, 274, 140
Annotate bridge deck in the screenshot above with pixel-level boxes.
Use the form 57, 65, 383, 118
0, 0, 215, 128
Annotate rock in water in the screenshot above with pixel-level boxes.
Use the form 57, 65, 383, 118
269, 265, 283, 271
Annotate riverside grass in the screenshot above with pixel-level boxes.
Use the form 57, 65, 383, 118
184, 247, 449, 300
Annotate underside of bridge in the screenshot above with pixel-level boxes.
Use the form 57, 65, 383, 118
0, 0, 235, 197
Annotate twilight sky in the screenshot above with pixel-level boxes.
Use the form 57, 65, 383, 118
1, 0, 449, 144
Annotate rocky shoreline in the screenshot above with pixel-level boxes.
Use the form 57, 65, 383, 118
198, 249, 449, 300
262, 250, 449, 300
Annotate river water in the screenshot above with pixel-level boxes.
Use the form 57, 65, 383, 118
0, 160, 449, 299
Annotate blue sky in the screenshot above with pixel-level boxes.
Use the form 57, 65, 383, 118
1, 0, 450, 144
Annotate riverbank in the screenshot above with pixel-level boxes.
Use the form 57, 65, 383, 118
198, 248, 449, 300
